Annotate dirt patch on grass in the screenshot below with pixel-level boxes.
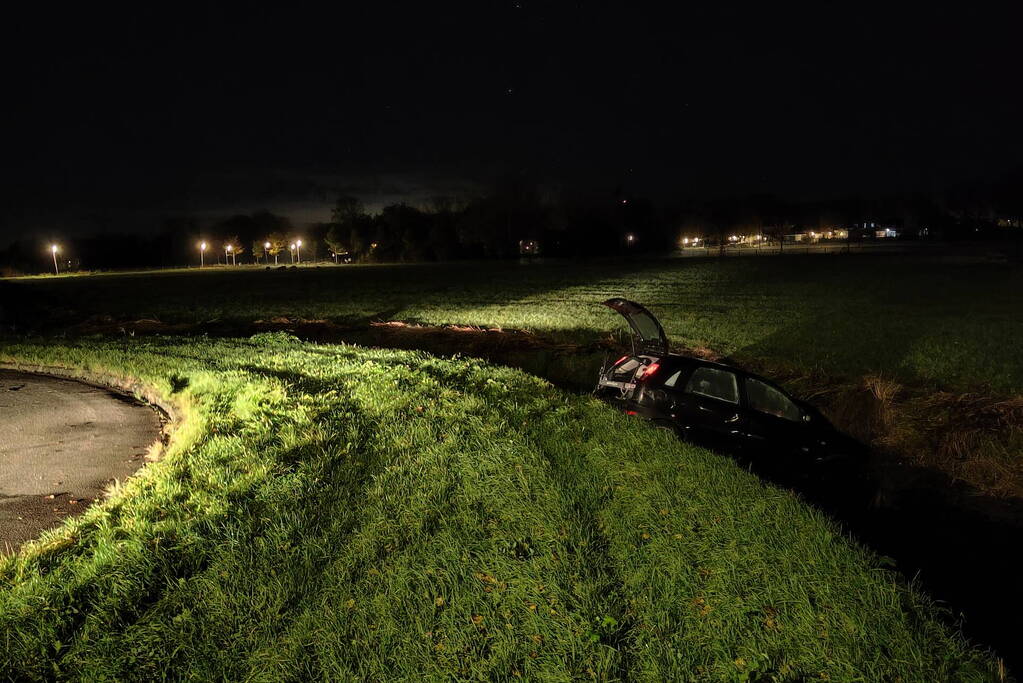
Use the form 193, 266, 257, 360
73, 316, 602, 352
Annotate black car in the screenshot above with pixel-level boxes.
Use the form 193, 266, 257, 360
596, 298, 865, 476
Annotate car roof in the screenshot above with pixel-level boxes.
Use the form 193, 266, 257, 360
663, 353, 733, 371
662, 353, 791, 393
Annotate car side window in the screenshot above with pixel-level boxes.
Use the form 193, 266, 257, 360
684, 367, 739, 404
745, 378, 802, 421
663, 369, 683, 388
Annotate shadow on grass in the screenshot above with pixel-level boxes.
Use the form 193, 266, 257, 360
727, 310, 1023, 670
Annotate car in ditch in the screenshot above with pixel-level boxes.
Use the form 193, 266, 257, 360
596, 298, 866, 477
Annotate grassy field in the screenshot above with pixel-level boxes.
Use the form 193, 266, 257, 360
5, 253, 1022, 394
0, 335, 1000, 680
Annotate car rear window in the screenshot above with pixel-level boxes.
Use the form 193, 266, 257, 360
611, 358, 641, 380
632, 314, 661, 342
684, 367, 739, 404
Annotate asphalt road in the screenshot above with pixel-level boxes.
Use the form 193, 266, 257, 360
0, 370, 162, 553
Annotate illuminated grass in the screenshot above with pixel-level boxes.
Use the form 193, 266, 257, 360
5, 253, 1022, 393
0, 335, 999, 680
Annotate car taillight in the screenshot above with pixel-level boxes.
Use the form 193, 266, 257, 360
613, 355, 630, 367
635, 362, 660, 380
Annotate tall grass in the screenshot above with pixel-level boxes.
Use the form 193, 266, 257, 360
0, 335, 1001, 680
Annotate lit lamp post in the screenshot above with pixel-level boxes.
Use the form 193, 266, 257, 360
199, 241, 207, 267
264, 241, 271, 265
50, 244, 59, 275
289, 243, 296, 264
226, 243, 234, 265
296, 239, 302, 264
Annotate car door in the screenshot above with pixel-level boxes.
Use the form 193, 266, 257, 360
666, 365, 744, 443
740, 376, 808, 460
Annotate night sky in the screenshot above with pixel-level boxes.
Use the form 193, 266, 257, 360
2, 4, 1021, 244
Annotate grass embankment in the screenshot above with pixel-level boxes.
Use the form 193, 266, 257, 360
0, 335, 999, 680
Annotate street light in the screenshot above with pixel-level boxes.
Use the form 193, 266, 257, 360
296, 239, 302, 264
199, 241, 207, 267
289, 243, 296, 263
226, 243, 234, 266
50, 244, 59, 275
264, 241, 271, 265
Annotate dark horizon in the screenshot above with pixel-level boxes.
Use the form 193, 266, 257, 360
2, 4, 1022, 247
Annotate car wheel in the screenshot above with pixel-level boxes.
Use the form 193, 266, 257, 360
651, 419, 683, 440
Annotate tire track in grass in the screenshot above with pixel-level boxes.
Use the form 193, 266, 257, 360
409, 356, 634, 678
249, 353, 630, 680
66, 363, 392, 679
473, 371, 640, 678
523, 392, 996, 681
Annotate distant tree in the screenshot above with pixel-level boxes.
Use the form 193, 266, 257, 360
329, 195, 370, 260
426, 198, 459, 261
252, 211, 292, 237
252, 240, 271, 264
708, 200, 740, 257
213, 215, 257, 253
379, 203, 431, 261
224, 235, 244, 265
331, 196, 365, 225
246, 211, 292, 262
426, 195, 457, 214
758, 196, 791, 253
264, 232, 287, 264
325, 224, 348, 262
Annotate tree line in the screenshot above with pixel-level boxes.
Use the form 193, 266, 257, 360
2, 173, 1021, 274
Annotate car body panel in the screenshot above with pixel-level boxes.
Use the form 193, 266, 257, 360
663, 369, 744, 442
